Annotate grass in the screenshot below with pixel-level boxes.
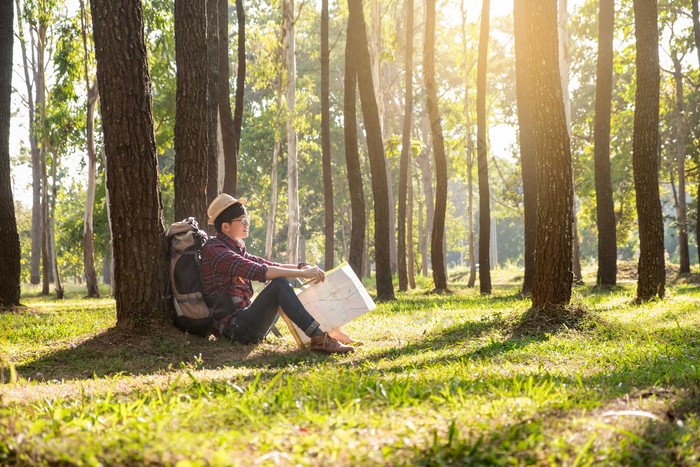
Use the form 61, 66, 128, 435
1, 272, 700, 465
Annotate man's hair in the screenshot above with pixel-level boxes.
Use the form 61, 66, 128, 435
214, 203, 247, 233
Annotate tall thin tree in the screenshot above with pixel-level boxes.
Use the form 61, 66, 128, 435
476, 0, 492, 294
90, 0, 168, 325
513, 0, 537, 296
174, 0, 209, 225
672, 51, 690, 274
206, 0, 220, 208
231, 0, 245, 186
593, 0, 616, 286
693, 0, 700, 266
284, 0, 300, 263
632, 0, 664, 301
397, 0, 414, 291
347, 0, 395, 300
321, 0, 334, 270
525, 1, 574, 310
0, 0, 21, 308
219, 0, 237, 195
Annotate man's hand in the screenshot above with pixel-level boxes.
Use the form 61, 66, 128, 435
300, 266, 325, 284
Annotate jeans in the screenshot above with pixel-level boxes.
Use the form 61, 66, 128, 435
222, 277, 320, 344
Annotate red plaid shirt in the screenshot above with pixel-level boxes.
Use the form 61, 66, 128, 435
201, 233, 280, 311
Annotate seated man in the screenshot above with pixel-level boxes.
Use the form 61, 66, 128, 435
201, 193, 354, 354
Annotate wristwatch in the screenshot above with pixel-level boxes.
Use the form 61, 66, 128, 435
297, 261, 309, 269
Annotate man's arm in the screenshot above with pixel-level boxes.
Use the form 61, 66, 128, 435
265, 265, 325, 284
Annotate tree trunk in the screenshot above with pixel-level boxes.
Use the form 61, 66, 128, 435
38, 22, 50, 296
80, 0, 100, 298
90, 0, 168, 326
174, 0, 209, 225
476, 0, 491, 294
418, 93, 433, 277
321, 0, 334, 270
343, 20, 365, 279
0, 0, 20, 307
15, 0, 41, 286
526, 1, 574, 310
632, 0, 664, 301
348, 0, 395, 301
231, 0, 245, 184
284, 0, 300, 264
206, 0, 220, 212
593, 0, 616, 286
693, 0, 700, 267
266, 139, 281, 259
461, 0, 477, 289
49, 150, 64, 299
397, 0, 414, 291
407, 161, 416, 289
218, 0, 237, 196
673, 53, 689, 274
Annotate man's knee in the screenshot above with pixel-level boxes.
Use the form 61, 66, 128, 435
270, 277, 291, 288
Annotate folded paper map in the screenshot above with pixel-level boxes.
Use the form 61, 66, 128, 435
278, 263, 376, 346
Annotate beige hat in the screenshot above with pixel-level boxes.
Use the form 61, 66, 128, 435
207, 193, 247, 225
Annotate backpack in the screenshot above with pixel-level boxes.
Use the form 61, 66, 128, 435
166, 217, 213, 336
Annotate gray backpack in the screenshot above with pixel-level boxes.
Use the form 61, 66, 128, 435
166, 217, 213, 336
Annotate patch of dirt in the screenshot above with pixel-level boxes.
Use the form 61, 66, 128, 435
615, 261, 700, 284
510, 303, 601, 337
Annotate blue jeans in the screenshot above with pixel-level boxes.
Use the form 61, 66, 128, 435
223, 277, 320, 344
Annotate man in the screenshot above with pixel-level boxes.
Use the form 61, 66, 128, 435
201, 193, 355, 353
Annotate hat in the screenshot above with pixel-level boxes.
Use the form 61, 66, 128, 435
207, 193, 247, 225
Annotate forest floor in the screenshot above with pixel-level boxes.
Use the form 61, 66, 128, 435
1, 267, 700, 465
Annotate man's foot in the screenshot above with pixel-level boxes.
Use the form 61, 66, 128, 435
329, 329, 364, 346
309, 332, 355, 353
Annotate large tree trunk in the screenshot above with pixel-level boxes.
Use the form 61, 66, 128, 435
218, 0, 237, 196
632, 0, 664, 301
593, 0, 616, 286
514, 0, 538, 297
461, 0, 477, 289
476, 0, 492, 294
15, 0, 41, 286
693, 0, 700, 267
321, 0, 334, 270
344, 25, 365, 279
348, 0, 395, 301
284, 0, 300, 264
80, 0, 100, 298
526, 1, 574, 310
0, 0, 20, 307
206, 0, 220, 212
90, 0, 168, 326
174, 0, 209, 225
397, 0, 414, 291
672, 53, 690, 274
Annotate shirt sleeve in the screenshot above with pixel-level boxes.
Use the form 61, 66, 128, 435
208, 241, 270, 283
245, 252, 281, 268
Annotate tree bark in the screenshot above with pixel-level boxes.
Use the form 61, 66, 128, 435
206, 0, 220, 212
407, 161, 416, 289
344, 16, 365, 279
266, 138, 281, 259
38, 22, 50, 295
693, 0, 700, 267
525, 1, 574, 310
0, 0, 20, 307
418, 91, 434, 277
593, 0, 616, 286
14, 0, 41, 285
672, 53, 689, 274
219, 0, 237, 196
80, 0, 100, 298
174, 0, 209, 225
322, 0, 334, 270
476, 0, 491, 294
632, 0, 664, 301
348, 0, 395, 300
397, 0, 414, 291
49, 149, 63, 299
90, 0, 168, 326
284, 0, 300, 264
231, 0, 245, 183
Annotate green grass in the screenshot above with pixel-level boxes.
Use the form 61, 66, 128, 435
1, 275, 700, 465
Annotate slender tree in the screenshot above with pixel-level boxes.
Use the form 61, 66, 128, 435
525, 1, 574, 310
476, 0, 491, 294
632, 0, 664, 301
424, 0, 448, 292
513, 0, 537, 296
344, 13, 365, 279
693, 0, 700, 266
417, 98, 434, 277
672, 52, 690, 274
0, 0, 20, 308
593, 0, 616, 286
347, 0, 395, 300
206, 0, 220, 207
407, 162, 416, 289
321, 0, 334, 270
174, 0, 209, 225
90, 0, 168, 325
231, 0, 245, 181
284, 0, 300, 263
397, 0, 414, 291
219, 0, 237, 195
79, 0, 100, 298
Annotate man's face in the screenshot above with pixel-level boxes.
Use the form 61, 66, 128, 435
221, 213, 251, 239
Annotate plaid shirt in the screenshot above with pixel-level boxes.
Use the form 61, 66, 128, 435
201, 233, 279, 312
